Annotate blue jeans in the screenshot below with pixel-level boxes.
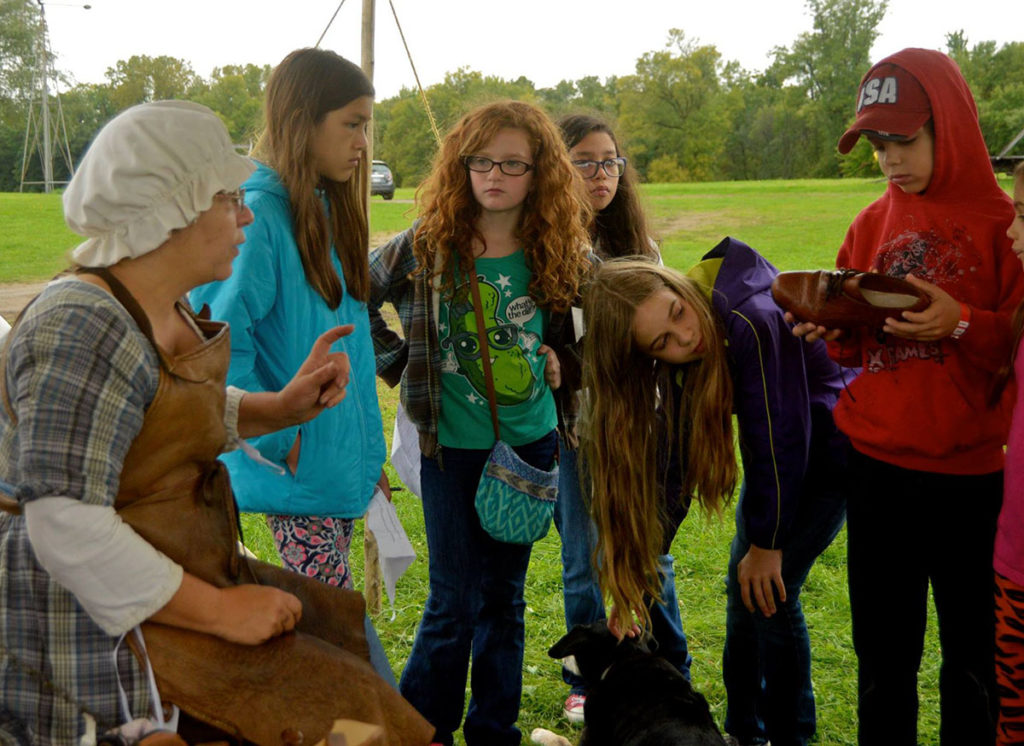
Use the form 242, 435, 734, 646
723, 473, 846, 746
553, 439, 606, 694
650, 553, 693, 680
399, 431, 557, 746
364, 614, 398, 689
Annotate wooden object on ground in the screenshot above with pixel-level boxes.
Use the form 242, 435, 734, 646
314, 719, 386, 746
364, 527, 382, 615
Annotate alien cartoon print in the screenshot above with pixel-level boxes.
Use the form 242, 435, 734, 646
445, 276, 536, 405
437, 259, 557, 450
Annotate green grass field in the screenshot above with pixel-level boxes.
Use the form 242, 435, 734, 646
4, 176, 1015, 744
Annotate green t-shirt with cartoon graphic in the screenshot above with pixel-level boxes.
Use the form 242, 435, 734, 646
437, 250, 556, 449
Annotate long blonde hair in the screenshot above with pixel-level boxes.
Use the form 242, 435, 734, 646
253, 48, 374, 307
413, 100, 592, 312
582, 258, 737, 631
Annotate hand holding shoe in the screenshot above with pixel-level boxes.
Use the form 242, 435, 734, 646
772, 269, 930, 330
784, 313, 844, 343
880, 274, 961, 341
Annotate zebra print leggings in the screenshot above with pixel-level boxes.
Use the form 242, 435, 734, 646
996, 571, 1024, 745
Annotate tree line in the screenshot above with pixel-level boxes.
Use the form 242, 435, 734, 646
2, 0, 1022, 193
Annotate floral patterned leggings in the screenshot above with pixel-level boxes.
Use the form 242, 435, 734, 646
266, 514, 356, 589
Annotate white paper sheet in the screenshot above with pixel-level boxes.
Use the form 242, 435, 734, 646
365, 486, 416, 619
390, 401, 422, 499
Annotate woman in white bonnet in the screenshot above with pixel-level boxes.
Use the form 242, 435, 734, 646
0, 101, 434, 745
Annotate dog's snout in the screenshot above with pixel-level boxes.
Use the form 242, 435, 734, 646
560, 653, 581, 677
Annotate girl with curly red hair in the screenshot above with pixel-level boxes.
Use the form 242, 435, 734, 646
369, 99, 592, 745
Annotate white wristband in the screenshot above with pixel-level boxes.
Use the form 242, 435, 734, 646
951, 303, 971, 340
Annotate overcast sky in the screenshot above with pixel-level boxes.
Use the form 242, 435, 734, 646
41, 0, 1017, 100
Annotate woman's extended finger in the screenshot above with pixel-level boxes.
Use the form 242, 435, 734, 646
310, 324, 355, 357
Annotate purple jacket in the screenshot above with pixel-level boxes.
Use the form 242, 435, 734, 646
685, 237, 849, 549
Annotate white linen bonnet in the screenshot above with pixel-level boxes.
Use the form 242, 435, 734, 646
62, 100, 256, 267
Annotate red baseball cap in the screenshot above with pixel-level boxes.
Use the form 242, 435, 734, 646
838, 62, 932, 154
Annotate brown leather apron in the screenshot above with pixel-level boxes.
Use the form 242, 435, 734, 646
3, 271, 434, 746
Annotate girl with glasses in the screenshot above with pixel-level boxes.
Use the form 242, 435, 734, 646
190, 48, 400, 683
560, 114, 659, 260
368, 100, 592, 746
553, 114, 686, 725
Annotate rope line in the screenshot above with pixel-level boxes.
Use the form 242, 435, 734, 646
388, 0, 442, 147
315, 0, 348, 48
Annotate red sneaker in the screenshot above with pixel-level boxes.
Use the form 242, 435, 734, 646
562, 693, 586, 724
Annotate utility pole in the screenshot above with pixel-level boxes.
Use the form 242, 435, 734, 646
360, 0, 375, 204
359, 0, 383, 616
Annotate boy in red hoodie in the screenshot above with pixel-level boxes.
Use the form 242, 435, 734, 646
793, 48, 1024, 744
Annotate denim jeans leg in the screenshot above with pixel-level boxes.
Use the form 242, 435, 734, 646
724, 512, 767, 744
463, 431, 556, 745
724, 474, 845, 746
553, 438, 606, 693
647, 553, 692, 680
364, 614, 398, 689
463, 537, 532, 745
399, 448, 488, 745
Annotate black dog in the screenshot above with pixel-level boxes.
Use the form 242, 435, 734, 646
545, 622, 725, 746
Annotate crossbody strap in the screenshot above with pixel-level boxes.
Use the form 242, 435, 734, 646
467, 265, 502, 443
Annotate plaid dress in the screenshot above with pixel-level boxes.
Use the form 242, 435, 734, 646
0, 281, 158, 744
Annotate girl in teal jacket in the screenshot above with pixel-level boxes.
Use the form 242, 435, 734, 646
191, 49, 386, 592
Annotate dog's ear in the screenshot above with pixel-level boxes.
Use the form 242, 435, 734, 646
548, 621, 608, 659
642, 630, 659, 654
548, 624, 589, 659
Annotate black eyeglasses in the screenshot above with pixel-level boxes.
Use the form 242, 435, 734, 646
572, 157, 627, 179
220, 188, 246, 211
463, 156, 534, 177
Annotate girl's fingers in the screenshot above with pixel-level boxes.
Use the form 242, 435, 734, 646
741, 581, 755, 613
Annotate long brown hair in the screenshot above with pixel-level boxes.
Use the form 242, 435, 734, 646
557, 114, 656, 260
582, 258, 737, 632
413, 100, 592, 312
253, 48, 374, 307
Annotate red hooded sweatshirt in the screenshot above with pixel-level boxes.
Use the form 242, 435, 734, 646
828, 48, 1024, 475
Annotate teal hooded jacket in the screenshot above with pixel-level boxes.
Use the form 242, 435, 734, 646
191, 162, 385, 518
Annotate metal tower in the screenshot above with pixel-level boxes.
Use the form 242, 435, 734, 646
18, 1, 83, 192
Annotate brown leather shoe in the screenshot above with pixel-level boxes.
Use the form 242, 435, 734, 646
771, 269, 930, 329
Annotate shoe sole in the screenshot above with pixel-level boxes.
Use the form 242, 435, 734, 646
562, 709, 585, 724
